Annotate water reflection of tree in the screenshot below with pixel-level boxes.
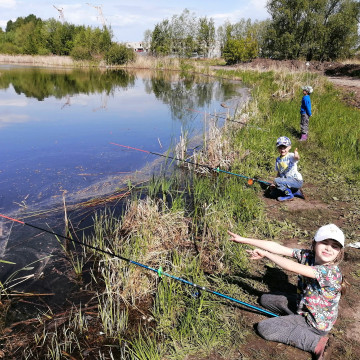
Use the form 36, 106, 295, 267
0, 69, 136, 101
143, 72, 240, 128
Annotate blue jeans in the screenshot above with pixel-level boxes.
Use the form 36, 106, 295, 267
274, 177, 303, 193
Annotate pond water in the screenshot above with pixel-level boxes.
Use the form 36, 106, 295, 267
0, 66, 248, 215
0, 65, 248, 285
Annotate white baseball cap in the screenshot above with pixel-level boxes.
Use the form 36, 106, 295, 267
314, 224, 345, 247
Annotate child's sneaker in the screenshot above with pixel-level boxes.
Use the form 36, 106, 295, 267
277, 189, 294, 201
313, 336, 331, 360
299, 133, 308, 141
293, 189, 305, 199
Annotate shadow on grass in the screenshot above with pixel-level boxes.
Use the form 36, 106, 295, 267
219, 266, 297, 317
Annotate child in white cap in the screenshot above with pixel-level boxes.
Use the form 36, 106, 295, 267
228, 224, 346, 360
300, 85, 313, 141
272, 136, 304, 201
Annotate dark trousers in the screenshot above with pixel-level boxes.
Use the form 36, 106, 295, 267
300, 113, 310, 134
257, 293, 327, 353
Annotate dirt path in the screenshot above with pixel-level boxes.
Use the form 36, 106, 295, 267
327, 76, 360, 108
327, 76, 360, 88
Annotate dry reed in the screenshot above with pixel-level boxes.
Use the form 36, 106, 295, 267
0, 54, 91, 68
96, 197, 191, 304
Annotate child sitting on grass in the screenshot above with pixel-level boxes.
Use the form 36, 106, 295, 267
272, 136, 304, 201
228, 224, 347, 360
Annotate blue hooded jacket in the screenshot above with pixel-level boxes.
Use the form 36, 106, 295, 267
300, 94, 312, 116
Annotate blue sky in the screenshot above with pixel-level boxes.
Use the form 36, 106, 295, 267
0, 0, 269, 42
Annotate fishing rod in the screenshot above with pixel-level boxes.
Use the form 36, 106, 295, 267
0, 213, 277, 317
110, 142, 271, 186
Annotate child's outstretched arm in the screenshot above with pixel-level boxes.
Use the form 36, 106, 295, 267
228, 231, 293, 257
248, 249, 316, 279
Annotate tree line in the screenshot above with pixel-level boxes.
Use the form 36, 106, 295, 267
0, 14, 135, 65
0, 1, 359, 65
146, 1, 360, 63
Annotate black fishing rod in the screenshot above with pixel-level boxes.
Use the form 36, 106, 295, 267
0, 213, 277, 317
110, 142, 271, 186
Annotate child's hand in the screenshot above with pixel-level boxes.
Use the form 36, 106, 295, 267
228, 230, 247, 243
246, 249, 266, 260
294, 148, 300, 160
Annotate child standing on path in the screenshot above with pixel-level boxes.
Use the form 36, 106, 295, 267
300, 85, 313, 141
228, 224, 346, 360
272, 136, 304, 201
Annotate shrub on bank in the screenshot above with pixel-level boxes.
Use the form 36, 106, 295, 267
0, 42, 20, 55
105, 43, 136, 65
70, 46, 93, 61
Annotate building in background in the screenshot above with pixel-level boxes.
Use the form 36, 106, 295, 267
125, 42, 147, 52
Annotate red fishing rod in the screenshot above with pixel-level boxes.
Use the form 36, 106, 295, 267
0, 213, 277, 317
110, 142, 271, 186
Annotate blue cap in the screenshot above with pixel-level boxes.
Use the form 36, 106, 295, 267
276, 136, 291, 147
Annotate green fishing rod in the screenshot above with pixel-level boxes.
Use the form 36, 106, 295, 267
0, 213, 277, 317
110, 142, 271, 186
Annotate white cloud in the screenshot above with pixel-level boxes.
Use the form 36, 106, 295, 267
0, 0, 16, 9
0, 114, 29, 127
0, 99, 28, 107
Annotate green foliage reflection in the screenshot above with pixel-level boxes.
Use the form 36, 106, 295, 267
0, 68, 136, 100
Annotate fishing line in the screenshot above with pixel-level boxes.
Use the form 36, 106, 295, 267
186, 108, 268, 130
0, 213, 277, 317
110, 142, 271, 186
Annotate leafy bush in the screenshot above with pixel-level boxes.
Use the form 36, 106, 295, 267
0, 42, 20, 54
105, 43, 136, 65
70, 46, 92, 61
223, 38, 258, 65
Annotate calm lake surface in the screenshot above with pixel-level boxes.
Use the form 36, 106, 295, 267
0, 66, 248, 215
0, 65, 248, 271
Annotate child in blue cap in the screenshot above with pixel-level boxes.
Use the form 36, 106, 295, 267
272, 136, 304, 201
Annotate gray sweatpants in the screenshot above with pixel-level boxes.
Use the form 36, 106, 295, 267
257, 293, 327, 353
300, 113, 310, 134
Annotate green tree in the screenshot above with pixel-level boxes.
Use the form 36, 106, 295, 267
223, 37, 258, 64
143, 29, 152, 52
148, 9, 215, 58
70, 26, 111, 60
14, 21, 43, 54
264, 0, 360, 60
45, 19, 77, 55
150, 20, 171, 55
217, 20, 233, 55
218, 18, 262, 59
170, 9, 197, 56
197, 17, 216, 57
